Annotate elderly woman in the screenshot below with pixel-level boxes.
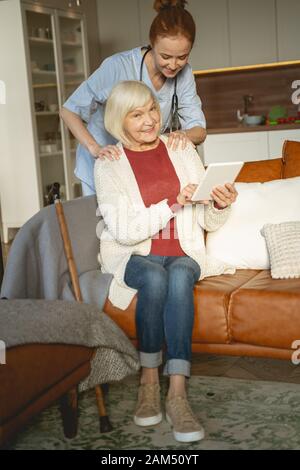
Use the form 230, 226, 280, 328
94, 81, 237, 443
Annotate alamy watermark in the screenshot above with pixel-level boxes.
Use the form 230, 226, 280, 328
0, 80, 6, 105
95, 198, 196, 244
291, 80, 300, 105
291, 340, 300, 365
0, 340, 6, 365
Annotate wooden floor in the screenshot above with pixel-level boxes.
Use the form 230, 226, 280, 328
2, 239, 300, 385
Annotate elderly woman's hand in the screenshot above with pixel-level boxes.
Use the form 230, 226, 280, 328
88, 142, 121, 161
167, 130, 191, 151
177, 184, 197, 205
211, 183, 238, 209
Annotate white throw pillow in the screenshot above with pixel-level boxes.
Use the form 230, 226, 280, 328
206, 177, 300, 269
261, 221, 300, 279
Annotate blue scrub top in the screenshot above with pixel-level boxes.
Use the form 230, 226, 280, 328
63, 47, 206, 192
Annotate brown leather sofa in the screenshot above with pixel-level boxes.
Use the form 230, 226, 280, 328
104, 140, 300, 362
1, 140, 299, 449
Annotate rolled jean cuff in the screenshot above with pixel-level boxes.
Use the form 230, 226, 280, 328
139, 351, 163, 368
163, 359, 191, 378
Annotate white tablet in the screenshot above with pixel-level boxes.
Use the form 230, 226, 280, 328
191, 161, 244, 202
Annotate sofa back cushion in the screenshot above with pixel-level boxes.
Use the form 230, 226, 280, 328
283, 140, 300, 178
235, 158, 283, 183
206, 176, 300, 269
235, 139, 300, 183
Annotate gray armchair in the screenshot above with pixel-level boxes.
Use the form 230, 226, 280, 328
0, 196, 140, 447
0, 195, 112, 305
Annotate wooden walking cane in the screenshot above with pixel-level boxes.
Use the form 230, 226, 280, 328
55, 198, 113, 433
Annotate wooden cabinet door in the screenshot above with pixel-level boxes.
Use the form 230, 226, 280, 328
277, 0, 300, 62
187, 0, 230, 71
203, 132, 269, 165
228, 0, 277, 67
138, 0, 155, 47
97, 0, 140, 60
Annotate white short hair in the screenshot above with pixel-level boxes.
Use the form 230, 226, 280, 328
104, 81, 162, 145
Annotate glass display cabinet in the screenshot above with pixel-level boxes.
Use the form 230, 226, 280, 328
0, 0, 90, 242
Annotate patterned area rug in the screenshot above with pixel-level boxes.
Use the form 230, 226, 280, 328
8, 375, 300, 450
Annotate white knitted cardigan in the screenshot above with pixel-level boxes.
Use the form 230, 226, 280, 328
94, 136, 236, 309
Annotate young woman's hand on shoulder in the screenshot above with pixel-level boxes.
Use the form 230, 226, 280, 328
167, 130, 191, 150
88, 142, 122, 161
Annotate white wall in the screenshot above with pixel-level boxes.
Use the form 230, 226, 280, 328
97, 0, 140, 59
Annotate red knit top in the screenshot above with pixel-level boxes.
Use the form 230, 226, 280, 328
124, 139, 185, 256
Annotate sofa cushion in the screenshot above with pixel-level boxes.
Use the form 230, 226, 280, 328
104, 270, 261, 345
236, 158, 283, 183
283, 140, 300, 178
228, 270, 300, 349
206, 177, 300, 269
192, 270, 260, 344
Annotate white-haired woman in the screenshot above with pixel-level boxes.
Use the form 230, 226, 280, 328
95, 81, 237, 443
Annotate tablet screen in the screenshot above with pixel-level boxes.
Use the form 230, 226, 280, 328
191, 161, 244, 201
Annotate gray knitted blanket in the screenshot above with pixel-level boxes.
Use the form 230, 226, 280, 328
0, 299, 140, 391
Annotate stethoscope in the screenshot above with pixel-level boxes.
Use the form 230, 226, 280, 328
139, 46, 181, 132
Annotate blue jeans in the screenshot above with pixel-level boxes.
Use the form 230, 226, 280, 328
124, 254, 201, 377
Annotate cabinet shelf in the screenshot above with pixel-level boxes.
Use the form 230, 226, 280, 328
32, 70, 56, 75
29, 36, 53, 45
35, 111, 59, 116
33, 83, 57, 89
64, 71, 84, 77
65, 81, 82, 87
40, 151, 63, 158
62, 41, 82, 47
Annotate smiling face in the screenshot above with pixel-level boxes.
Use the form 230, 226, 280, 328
123, 98, 161, 150
151, 34, 191, 78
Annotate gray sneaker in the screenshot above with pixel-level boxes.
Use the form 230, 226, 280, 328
166, 396, 205, 442
134, 383, 162, 427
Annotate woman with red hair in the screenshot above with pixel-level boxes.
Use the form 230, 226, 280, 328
61, 1, 207, 195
